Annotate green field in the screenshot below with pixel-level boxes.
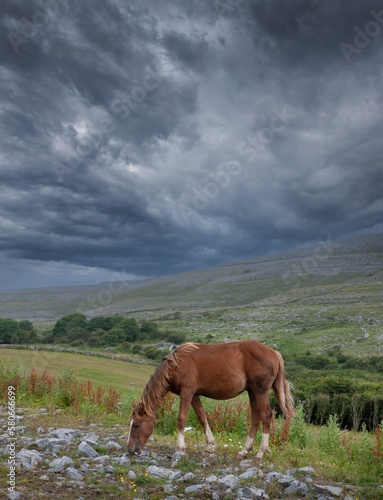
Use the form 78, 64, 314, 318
0, 349, 155, 400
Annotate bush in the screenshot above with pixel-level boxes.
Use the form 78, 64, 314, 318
70, 339, 85, 347
0, 318, 21, 343
102, 328, 126, 346
167, 332, 186, 344
52, 313, 87, 337
88, 336, 100, 347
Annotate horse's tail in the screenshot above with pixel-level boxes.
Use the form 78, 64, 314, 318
272, 351, 296, 418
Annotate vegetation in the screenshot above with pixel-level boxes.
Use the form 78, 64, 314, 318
1, 357, 382, 498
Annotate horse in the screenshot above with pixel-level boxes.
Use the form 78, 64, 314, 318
127, 340, 295, 459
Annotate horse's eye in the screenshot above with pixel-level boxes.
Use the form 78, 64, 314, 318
134, 424, 140, 429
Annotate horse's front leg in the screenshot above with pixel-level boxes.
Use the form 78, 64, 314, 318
176, 392, 193, 452
191, 396, 216, 452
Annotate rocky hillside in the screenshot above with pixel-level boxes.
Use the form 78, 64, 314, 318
1, 233, 382, 321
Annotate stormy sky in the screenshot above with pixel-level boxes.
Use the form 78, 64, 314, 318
1, 0, 383, 290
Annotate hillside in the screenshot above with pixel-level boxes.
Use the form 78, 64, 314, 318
1, 233, 382, 321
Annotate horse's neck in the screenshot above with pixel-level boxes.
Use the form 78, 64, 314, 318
141, 365, 171, 416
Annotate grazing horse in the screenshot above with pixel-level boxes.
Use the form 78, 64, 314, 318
127, 340, 295, 459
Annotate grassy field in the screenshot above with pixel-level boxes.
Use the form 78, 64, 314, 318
0, 349, 155, 400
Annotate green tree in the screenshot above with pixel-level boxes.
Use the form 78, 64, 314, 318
52, 313, 87, 338
18, 320, 34, 331
86, 316, 113, 332
166, 332, 186, 344
0, 318, 21, 344
102, 328, 126, 346
120, 318, 140, 341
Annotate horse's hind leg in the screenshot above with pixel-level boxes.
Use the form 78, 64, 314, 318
191, 396, 216, 452
253, 390, 272, 459
238, 390, 260, 459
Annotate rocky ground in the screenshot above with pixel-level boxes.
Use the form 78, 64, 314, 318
0, 407, 365, 500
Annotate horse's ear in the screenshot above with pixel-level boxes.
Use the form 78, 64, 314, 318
132, 401, 136, 409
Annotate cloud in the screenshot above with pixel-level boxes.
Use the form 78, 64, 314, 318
0, 0, 382, 289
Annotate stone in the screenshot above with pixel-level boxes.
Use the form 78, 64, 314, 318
104, 465, 117, 473
106, 440, 122, 450
265, 471, 284, 482
35, 438, 51, 449
82, 431, 99, 443
298, 466, 315, 474
183, 472, 195, 481
238, 467, 259, 479
146, 465, 175, 479
16, 448, 43, 470
218, 474, 239, 489
92, 455, 110, 463
242, 486, 269, 499
78, 441, 99, 458
313, 484, 343, 497
49, 456, 74, 472
128, 470, 137, 479
205, 475, 218, 482
284, 480, 308, 496
184, 484, 206, 494
169, 470, 182, 481
119, 454, 131, 466
66, 467, 83, 480
7, 492, 21, 500
171, 451, 185, 462
278, 475, 294, 486
164, 483, 174, 493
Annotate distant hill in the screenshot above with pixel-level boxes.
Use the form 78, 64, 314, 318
1, 233, 382, 321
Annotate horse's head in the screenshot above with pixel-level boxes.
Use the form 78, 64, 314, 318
127, 401, 154, 455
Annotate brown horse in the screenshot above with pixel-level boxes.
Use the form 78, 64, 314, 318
127, 340, 295, 459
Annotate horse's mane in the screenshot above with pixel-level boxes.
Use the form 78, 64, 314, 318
137, 343, 198, 417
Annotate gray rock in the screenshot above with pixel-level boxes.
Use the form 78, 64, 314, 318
147, 465, 175, 479
128, 470, 137, 479
7, 492, 21, 500
92, 455, 110, 463
285, 480, 308, 496
278, 475, 294, 486
49, 456, 74, 472
239, 459, 254, 469
51, 428, 79, 442
78, 441, 99, 458
185, 484, 206, 494
238, 467, 259, 479
212, 493, 220, 500
169, 470, 182, 481
106, 440, 122, 450
104, 465, 117, 473
205, 475, 218, 482
183, 472, 195, 481
16, 448, 43, 470
82, 431, 99, 443
219, 474, 239, 489
66, 467, 83, 480
164, 483, 174, 493
265, 471, 284, 482
39, 474, 49, 481
119, 453, 131, 466
34, 438, 51, 449
313, 484, 343, 497
242, 486, 269, 499
171, 451, 186, 464
298, 466, 315, 474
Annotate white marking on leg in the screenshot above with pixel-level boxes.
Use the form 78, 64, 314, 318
127, 419, 133, 443
239, 436, 255, 457
177, 430, 186, 451
205, 423, 216, 451
256, 433, 270, 458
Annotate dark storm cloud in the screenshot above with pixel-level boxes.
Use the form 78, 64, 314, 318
0, 0, 383, 289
